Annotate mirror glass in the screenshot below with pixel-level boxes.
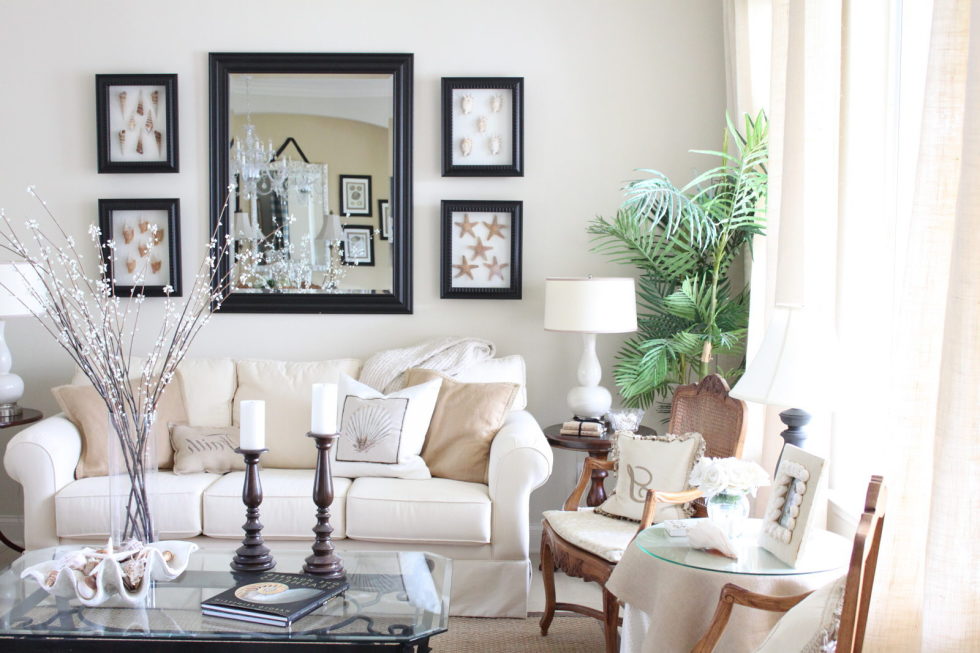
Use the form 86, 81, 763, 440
209, 54, 413, 313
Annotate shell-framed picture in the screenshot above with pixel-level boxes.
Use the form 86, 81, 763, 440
441, 77, 524, 177
760, 444, 826, 567
96, 74, 179, 173
440, 200, 522, 299
98, 198, 182, 297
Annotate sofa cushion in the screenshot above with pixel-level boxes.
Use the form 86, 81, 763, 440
333, 374, 441, 479
55, 472, 219, 539
453, 355, 527, 410
175, 358, 237, 426
233, 359, 362, 469
52, 380, 187, 479
202, 469, 351, 539
405, 368, 518, 484
70, 358, 237, 428
345, 477, 491, 545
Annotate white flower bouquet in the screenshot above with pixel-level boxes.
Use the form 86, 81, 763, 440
689, 457, 771, 497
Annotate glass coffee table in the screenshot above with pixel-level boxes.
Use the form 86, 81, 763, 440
0, 547, 451, 652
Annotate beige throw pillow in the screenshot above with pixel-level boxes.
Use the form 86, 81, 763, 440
171, 425, 245, 475
52, 380, 188, 479
405, 368, 519, 484
595, 432, 705, 523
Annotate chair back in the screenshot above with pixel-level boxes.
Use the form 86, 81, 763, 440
837, 475, 887, 653
668, 374, 747, 459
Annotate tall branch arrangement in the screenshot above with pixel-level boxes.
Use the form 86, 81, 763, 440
0, 187, 237, 542
588, 113, 768, 409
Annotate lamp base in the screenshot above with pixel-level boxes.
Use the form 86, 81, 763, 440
0, 402, 22, 419
567, 385, 612, 420
778, 408, 811, 449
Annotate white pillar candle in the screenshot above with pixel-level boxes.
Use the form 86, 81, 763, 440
240, 400, 266, 450
311, 383, 338, 434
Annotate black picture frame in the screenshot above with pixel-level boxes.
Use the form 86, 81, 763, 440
98, 198, 181, 297
441, 77, 523, 177
378, 199, 391, 240
209, 52, 414, 314
339, 175, 372, 216
96, 74, 179, 173
342, 225, 375, 266
440, 200, 522, 299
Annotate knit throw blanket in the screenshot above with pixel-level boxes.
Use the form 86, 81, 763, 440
358, 336, 496, 393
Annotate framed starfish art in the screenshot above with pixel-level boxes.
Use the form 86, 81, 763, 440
440, 200, 522, 299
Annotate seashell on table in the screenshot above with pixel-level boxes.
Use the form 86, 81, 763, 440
21, 540, 197, 607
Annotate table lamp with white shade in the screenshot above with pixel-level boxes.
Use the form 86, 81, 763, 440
729, 303, 830, 449
544, 276, 638, 419
0, 263, 44, 418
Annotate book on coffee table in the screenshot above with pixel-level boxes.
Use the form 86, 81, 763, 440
202, 572, 348, 626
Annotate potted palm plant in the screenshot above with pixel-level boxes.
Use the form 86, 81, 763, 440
588, 112, 768, 409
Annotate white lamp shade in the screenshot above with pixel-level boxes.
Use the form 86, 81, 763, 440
0, 262, 44, 317
544, 277, 638, 333
729, 304, 832, 409
316, 214, 344, 242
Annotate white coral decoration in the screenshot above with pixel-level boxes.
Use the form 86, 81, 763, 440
689, 457, 771, 498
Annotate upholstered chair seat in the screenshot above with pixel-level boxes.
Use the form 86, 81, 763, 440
541, 508, 638, 564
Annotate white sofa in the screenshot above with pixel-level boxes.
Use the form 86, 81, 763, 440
3, 356, 553, 617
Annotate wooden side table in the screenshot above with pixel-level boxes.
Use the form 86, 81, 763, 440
0, 408, 43, 552
543, 424, 656, 507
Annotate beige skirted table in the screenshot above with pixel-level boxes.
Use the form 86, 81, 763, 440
606, 519, 850, 653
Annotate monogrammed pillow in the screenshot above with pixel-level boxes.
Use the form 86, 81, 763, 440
170, 425, 245, 475
595, 432, 705, 523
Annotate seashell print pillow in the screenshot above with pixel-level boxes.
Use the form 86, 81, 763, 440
332, 374, 442, 479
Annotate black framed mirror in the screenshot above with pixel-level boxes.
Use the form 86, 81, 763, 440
209, 53, 413, 313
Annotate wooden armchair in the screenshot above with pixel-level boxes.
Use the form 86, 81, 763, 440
691, 476, 887, 653
539, 375, 747, 653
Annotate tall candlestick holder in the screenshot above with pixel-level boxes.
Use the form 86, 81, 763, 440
231, 447, 275, 573
303, 432, 345, 578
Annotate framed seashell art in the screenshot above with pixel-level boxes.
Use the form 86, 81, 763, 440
441, 77, 524, 177
97, 198, 182, 297
96, 73, 178, 173
440, 199, 522, 299
759, 444, 826, 567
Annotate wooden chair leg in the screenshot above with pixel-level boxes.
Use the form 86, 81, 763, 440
540, 533, 557, 636
602, 587, 620, 653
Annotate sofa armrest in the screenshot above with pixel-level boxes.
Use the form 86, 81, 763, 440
487, 410, 553, 560
3, 416, 81, 549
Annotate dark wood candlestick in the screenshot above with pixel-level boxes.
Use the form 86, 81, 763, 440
303, 432, 345, 578
231, 447, 275, 573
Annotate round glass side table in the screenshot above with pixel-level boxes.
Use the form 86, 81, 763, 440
634, 518, 850, 576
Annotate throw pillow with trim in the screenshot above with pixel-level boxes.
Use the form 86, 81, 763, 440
595, 431, 705, 523
332, 373, 442, 479
170, 424, 245, 475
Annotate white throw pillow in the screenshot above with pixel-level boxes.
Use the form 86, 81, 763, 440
332, 374, 442, 479
754, 575, 847, 653
233, 358, 363, 469
595, 432, 705, 523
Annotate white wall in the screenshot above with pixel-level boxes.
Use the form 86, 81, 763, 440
0, 0, 726, 528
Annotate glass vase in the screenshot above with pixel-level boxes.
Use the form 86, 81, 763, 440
108, 411, 159, 544
706, 490, 750, 540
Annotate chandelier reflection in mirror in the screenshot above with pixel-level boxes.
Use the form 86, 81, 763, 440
230, 76, 348, 293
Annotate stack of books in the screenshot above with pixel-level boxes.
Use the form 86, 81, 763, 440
559, 419, 606, 437
202, 572, 348, 626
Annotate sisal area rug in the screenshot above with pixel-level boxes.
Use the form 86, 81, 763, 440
431, 614, 603, 652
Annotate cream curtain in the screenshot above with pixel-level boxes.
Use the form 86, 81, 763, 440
725, 0, 980, 650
